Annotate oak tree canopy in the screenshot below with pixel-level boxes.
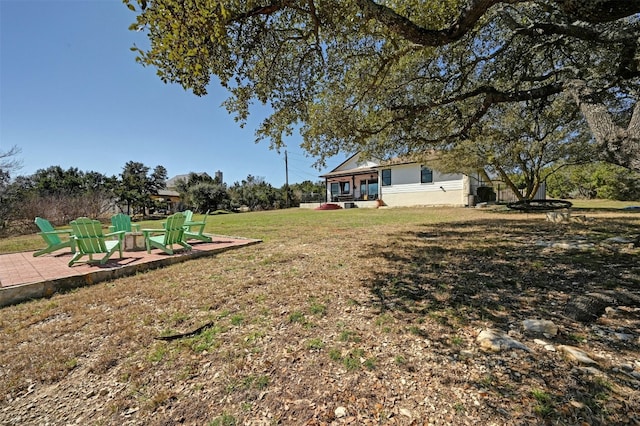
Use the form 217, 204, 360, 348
125, 0, 640, 171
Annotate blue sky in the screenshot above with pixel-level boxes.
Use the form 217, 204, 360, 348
0, 0, 345, 187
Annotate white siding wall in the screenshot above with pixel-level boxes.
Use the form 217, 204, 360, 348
380, 164, 467, 207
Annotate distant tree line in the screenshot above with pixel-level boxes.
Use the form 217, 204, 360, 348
1, 145, 637, 235
0, 148, 325, 235
173, 173, 325, 213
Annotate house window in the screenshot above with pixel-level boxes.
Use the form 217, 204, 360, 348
340, 181, 350, 194
330, 183, 340, 201
382, 169, 391, 186
359, 179, 379, 200
421, 166, 433, 184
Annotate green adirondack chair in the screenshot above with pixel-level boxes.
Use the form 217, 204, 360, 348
142, 212, 192, 255
33, 217, 76, 257
182, 210, 212, 243
108, 213, 140, 233
182, 209, 195, 223
68, 217, 125, 267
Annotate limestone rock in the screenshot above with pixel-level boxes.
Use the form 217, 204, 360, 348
476, 329, 531, 353
522, 319, 558, 336
558, 345, 598, 365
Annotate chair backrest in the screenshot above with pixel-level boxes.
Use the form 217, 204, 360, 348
182, 210, 194, 222
70, 217, 108, 254
111, 213, 133, 232
35, 217, 62, 245
162, 213, 187, 244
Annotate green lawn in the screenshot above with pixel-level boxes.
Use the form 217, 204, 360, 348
2, 199, 637, 255
567, 198, 640, 210
1, 207, 476, 254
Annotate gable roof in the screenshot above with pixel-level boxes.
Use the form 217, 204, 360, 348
166, 172, 211, 189
319, 153, 382, 178
320, 151, 443, 179
156, 189, 180, 197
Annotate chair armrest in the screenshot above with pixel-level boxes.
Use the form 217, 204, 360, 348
184, 220, 206, 226
141, 228, 166, 238
131, 223, 141, 231
104, 230, 126, 236
39, 229, 73, 236
104, 230, 126, 241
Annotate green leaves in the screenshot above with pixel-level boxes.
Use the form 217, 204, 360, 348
125, 1, 640, 169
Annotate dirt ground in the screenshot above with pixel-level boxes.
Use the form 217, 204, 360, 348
1, 208, 639, 425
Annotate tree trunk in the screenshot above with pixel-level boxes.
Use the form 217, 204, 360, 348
495, 166, 524, 202
567, 80, 640, 173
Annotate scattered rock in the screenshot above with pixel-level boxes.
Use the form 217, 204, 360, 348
558, 345, 598, 365
546, 211, 571, 223
522, 319, 558, 336
533, 339, 557, 352
476, 329, 531, 353
335, 406, 347, 418
399, 408, 412, 418
604, 236, 635, 244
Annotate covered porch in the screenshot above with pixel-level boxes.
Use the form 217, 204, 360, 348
321, 167, 380, 204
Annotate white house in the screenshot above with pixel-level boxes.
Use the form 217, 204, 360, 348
314, 153, 479, 208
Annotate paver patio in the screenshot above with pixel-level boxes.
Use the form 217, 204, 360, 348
0, 235, 261, 307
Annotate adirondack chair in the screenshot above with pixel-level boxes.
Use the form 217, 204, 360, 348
68, 217, 125, 267
182, 210, 212, 243
108, 213, 140, 233
142, 212, 192, 255
182, 209, 195, 223
33, 217, 76, 257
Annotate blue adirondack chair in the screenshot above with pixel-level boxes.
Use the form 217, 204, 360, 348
68, 217, 125, 266
33, 217, 75, 257
142, 212, 192, 255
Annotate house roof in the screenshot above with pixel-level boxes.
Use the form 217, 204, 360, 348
320, 150, 444, 179
166, 172, 211, 189
320, 166, 378, 179
319, 152, 432, 179
319, 152, 381, 179
156, 189, 180, 197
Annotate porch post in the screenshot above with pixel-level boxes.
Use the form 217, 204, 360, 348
352, 176, 355, 198
324, 178, 328, 203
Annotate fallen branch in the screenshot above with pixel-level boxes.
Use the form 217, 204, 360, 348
155, 321, 216, 341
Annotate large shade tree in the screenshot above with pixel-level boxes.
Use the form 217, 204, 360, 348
430, 95, 594, 200
125, 1, 640, 171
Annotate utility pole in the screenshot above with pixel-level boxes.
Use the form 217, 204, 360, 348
284, 150, 289, 207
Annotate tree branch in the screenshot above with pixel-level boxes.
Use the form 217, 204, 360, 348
390, 82, 564, 114
231, 0, 294, 22
354, 0, 640, 47
556, 0, 640, 23
354, 0, 512, 46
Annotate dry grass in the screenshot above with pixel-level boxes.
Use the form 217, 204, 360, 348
1, 206, 639, 425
